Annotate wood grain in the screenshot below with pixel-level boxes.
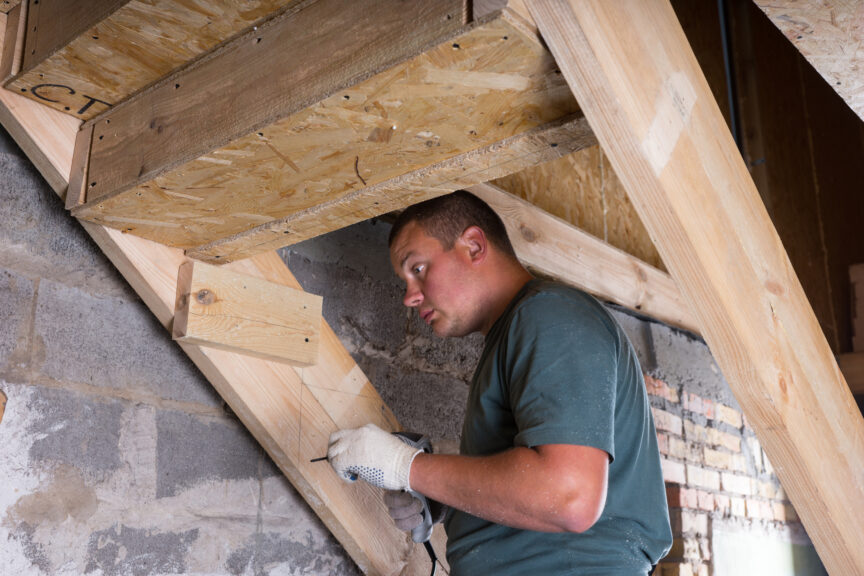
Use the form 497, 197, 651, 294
753, 0, 864, 123
529, 1, 864, 574
4, 0, 308, 119
173, 260, 323, 366
71, 8, 578, 255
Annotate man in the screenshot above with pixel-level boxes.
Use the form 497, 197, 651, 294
327, 191, 672, 574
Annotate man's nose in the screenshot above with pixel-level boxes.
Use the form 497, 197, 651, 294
403, 282, 422, 308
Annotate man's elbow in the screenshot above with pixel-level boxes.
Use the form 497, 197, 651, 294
558, 492, 606, 533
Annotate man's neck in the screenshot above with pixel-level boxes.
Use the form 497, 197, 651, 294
479, 264, 534, 336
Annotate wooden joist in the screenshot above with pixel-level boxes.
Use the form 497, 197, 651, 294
0, 61, 445, 575
528, 1, 864, 574
173, 260, 323, 366
468, 182, 697, 333
852, 263, 864, 352
753, 0, 864, 124
0, 0, 315, 119
66, 4, 587, 263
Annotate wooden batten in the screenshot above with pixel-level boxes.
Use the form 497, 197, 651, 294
1, 0, 316, 119
469, 182, 696, 333
68, 5, 582, 259
529, 1, 864, 574
173, 259, 322, 366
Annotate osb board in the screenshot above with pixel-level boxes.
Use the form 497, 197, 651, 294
754, 0, 864, 124
188, 115, 593, 262
4, 0, 303, 119
73, 13, 580, 250
492, 145, 665, 271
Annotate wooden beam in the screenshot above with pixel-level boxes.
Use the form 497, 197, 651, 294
67, 6, 580, 256
173, 260, 323, 366
1, 0, 310, 119
468, 182, 697, 333
0, 86, 446, 576
528, 1, 864, 574
188, 114, 594, 263
0, 1, 22, 15
838, 353, 864, 395
753, 0, 864, 124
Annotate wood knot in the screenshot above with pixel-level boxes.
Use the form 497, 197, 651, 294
196, 289, 215, 305
519, 224, 537, 243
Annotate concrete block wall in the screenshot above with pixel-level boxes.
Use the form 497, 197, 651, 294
0, 124, 825, 575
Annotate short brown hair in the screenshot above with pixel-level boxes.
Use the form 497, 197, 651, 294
388, 190, 517, 258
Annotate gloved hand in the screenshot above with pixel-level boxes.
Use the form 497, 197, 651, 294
383, 490, 448, 532
327, 423, 423, 491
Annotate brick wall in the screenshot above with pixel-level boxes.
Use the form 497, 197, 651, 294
646, 375, 800, 576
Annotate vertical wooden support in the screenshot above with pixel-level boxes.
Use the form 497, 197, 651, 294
529, 1, 864, 574
851, 264, 864, 352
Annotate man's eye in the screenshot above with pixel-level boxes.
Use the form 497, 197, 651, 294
412, 264, 424, 275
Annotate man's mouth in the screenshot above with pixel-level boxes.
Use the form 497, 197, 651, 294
420, 309, 434, 324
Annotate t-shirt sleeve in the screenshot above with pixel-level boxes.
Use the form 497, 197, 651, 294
506, 294, 618, 460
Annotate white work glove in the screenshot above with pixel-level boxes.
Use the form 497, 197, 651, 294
383, 490, 448, 532
327, 423, 422, 491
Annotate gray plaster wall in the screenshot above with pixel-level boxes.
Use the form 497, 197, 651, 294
1, 122, 750, 576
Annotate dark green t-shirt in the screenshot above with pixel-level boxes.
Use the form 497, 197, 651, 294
444, 280, 672, 575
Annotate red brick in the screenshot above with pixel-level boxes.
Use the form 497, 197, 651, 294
686, 465, 720, 490
772, 501, 787, 522
701, 398, 715, 419
715, 403, 743, 428
660, 562, 693, 576
730, 497, 746, 517
645, 374, 680, 403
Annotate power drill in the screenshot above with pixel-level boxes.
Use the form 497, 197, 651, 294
391, 431, 438, 576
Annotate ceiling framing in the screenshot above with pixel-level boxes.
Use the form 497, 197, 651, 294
1, 1, 863, 574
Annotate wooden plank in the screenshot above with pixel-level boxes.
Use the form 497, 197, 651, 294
851, 264, 864, 352
173, 259, 323, 366
468, 182, 696, 332
528, 2, 864, 574
3, 0, 310, 119
0, 388, 5, 425
753, 0, 864, 124
0, 52, 446, 576
187, 114, 594, 263
838, 353, 864, 395
69, 7, 579, 253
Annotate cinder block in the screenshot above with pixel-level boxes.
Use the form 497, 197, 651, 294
0, 267, 35, 371
155, 410, 265, 498
27, 386, 123, 476
84, 524, 199, 575
34, 279, 220, 407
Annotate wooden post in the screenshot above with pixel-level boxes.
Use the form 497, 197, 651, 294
529, 1, 864, 574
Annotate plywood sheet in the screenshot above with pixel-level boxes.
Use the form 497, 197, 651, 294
492, 145, 665, 271
72, 12, 580, 252
4, 0, 304, 119
754, 0, 864, 123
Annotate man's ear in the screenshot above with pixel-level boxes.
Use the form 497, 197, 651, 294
459, 226, 488, 263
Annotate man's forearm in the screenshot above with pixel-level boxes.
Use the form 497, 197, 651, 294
408, 444, 608, 533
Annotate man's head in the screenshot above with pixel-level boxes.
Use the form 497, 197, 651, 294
388, 191, 529, 338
